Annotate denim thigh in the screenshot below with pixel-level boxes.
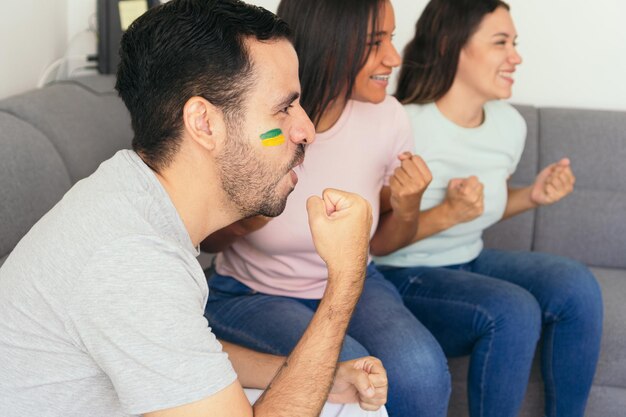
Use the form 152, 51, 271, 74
204, 270, 370, 359
205, 264, 452, 417
377, 262, 542, 357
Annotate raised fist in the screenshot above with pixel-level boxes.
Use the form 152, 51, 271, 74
388, 152, 433, 221
306, 189, 372, 277
444, 175, 484, 224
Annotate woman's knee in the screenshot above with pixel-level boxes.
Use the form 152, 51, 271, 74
477, 284, 543, 343
546, 260, 603, 326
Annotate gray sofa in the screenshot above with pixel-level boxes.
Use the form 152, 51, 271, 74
1, 76, 624, 417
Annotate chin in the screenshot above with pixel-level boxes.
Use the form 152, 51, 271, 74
499, 90, 513, 99
260, 185, 294, 217
363, 94, 387, 104
353, 92, 387, 105
495, 87, 514, 100
258, 197, 288, 218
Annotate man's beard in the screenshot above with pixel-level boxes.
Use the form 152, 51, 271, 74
216, 127, 305, 219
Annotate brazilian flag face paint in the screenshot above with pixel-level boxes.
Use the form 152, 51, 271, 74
259, 128, 285, 147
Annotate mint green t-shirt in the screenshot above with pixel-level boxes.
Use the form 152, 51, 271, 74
375, 100, 526, 268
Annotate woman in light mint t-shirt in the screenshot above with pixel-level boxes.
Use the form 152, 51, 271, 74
375, 1, 602, 417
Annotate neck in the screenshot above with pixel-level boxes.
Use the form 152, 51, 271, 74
315, 96, 347, 133
436, 81, 487, 128
150, 145, 240, 247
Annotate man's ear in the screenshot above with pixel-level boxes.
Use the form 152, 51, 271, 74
182, 96, 224, 152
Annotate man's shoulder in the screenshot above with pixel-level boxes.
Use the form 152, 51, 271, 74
78, 234, 201, 288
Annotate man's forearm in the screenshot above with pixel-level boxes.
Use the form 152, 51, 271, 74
252, 267, 364, 417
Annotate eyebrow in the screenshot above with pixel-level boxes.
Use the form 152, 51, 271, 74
370, 27, 396, 37
492, 32, 518, 39
273, 91, 300, 112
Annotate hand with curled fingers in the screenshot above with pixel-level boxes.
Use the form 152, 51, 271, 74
389, 152, 433, 221
328, 356, 388, 411
443, 175, 485, 224
306, 189, 372, 282
530, 158, 575, 206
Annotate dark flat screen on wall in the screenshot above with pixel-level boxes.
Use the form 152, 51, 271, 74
97, 0, 161, 74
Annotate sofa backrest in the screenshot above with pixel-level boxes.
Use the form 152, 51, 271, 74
483, 104, 539, 252
484, 105, 626, 269
0, 113, 72, 265
0, 76, 132, 265
2, 77, 624, 269
534, 108, 626, 268
0, 76, 132, 183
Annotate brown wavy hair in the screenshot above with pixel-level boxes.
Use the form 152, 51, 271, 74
395, 0, 509, 105
277, 0, 384, 126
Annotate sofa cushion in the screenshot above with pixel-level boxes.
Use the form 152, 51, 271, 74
0, 76, 133, 183
0, 112, 71, 262
534, 108, 626, 268
591, 266, 626, 388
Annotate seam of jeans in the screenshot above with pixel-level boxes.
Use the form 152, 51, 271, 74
543, 310, 559, 323
473, 304, 494, 417
543, 322, 557, 417
478, 327, 494, 417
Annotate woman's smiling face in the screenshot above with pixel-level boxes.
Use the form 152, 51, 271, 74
351, 0, 402, 104
456, 6, 523, 102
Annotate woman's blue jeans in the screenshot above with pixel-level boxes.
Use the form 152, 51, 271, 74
377, 248, 603, 417
204, 263, 451, 417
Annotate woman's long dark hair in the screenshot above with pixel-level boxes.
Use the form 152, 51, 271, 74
395, 0, 509, 105
277, 0, 384, 126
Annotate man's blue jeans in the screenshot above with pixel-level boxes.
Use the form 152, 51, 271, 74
204, 263, 451, 417
377, 248, 603, 417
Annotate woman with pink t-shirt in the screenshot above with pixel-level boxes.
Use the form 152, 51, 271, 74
200, 1, 451, 416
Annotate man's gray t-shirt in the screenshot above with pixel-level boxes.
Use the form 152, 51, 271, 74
0, 150, 237, 416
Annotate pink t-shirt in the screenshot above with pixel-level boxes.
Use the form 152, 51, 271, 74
216, 96, 414, 299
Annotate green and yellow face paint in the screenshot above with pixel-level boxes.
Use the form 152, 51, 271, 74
259, 128, 285, 147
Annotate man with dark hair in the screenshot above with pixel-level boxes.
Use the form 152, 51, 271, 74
0, 1, 387, 416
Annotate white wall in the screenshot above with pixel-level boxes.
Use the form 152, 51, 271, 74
65, 0, 98, 67
2, 0, 625, 111
251, 0, 626, 111
0, 0, 68, 99
502, 0, 626, 111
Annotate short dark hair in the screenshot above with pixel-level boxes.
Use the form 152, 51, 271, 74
116, 0, 291, 171
395, 0, 509, 104
276, 0, 383, 126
